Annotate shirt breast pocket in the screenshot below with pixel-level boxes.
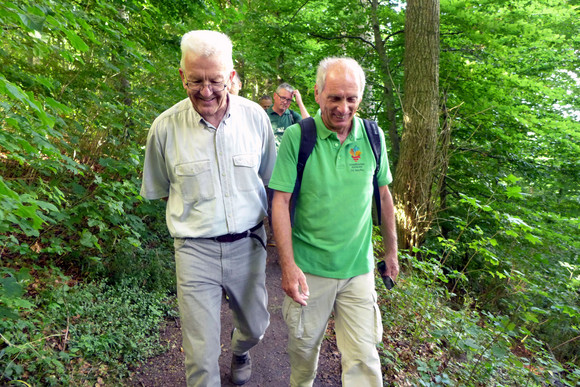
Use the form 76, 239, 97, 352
233, 154, 259, 192
175, 160, 215, 201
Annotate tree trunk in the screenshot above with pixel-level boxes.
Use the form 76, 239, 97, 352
393, 0, 440, 251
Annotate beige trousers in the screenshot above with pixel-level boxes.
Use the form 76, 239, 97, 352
283, 271, 383, 387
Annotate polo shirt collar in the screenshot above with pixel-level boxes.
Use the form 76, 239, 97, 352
267, 107, 290, 117
314, 111, 363, 141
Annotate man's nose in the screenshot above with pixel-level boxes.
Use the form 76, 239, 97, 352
200, 84, 214, 96
336, 100, 349, 113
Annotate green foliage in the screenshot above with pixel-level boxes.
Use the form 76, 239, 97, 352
377, 252, 580, 386
0, 266, 176, 385
0, 0, 578, 384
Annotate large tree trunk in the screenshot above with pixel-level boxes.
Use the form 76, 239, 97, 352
393, 0, 440, 251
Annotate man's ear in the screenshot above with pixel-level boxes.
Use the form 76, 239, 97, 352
314, 84, 320, 103
179, 68, 187, 89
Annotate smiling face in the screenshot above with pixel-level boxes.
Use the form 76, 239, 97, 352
179, 52, 233, 125
315, 64, 362, 135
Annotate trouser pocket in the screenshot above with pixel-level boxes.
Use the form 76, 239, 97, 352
283, 295, 305, 339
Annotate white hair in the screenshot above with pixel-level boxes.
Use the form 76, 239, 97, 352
316, 57, 366, 95
180, 30, 234, 72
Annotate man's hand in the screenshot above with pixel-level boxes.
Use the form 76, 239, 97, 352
293, 89, 303, 103
383, 253, 399, 281
281, 262, 310, 306
292, 89, 310, 118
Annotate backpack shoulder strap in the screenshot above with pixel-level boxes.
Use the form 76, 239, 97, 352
290, 117, 317, 226
363, 119, 382, 225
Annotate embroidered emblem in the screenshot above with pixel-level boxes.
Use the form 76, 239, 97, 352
349, 146, 361, 162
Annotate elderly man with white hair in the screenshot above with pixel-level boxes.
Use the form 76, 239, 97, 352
270, 57, 399, 386
140, 30, 276, 386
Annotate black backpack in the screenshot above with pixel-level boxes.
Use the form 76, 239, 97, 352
290, 117, 383, 226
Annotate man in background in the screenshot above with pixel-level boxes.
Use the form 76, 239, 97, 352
266, 82, 310, 150
258, 94, 272, 110
140, 30, 276, 386
264, 83, 310, 246
269, 57, 399, 386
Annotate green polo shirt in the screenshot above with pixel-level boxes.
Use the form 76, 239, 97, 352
269, 112, 392, 279
267, 107, 302, 150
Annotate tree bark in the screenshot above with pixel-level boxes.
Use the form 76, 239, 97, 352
393, 0, 440, 251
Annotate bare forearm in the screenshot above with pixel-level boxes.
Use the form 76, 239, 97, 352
379, 186, 399, 279
272, 190, 310, 305
293, 90, 310, 118
272, 193, 295, 269
297, 103, 310, 119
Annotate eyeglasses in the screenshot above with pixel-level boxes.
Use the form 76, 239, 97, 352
276, 92, 292, 103
185, 81, 228, 93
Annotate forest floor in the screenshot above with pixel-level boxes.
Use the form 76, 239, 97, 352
128, 242, 342, 386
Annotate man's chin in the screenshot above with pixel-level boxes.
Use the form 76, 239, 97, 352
193, 101, 217, 113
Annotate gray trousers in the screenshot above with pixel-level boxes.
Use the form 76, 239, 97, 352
174, 226, 270, 387
283, 271, 383, 387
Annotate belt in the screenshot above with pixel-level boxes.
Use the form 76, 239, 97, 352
204, 221, 265, 249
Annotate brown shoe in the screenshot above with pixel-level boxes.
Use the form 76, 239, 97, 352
231, 352, 251, 385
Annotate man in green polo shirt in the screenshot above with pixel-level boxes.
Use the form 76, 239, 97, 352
269, 57, 399, 386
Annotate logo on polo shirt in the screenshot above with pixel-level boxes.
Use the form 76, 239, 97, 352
349, 146, 361, 162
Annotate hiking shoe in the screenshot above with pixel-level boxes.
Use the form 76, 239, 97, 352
231, 352, 251, 385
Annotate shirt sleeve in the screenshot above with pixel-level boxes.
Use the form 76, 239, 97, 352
140, 122, 170, 200
376, 127, 393, 187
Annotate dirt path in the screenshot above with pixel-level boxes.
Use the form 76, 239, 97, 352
129, 244, 342, 386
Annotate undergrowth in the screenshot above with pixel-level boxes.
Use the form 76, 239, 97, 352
376, 250, 580, 386
0, 265, 177, 386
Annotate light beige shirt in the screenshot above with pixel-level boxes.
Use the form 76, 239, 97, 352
140, 95, 276, 238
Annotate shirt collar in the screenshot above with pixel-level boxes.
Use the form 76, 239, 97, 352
314, 110, 362, 141
193, 95, 234, 129
268, 107, 290, 117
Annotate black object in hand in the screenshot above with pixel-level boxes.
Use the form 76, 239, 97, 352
377, 261, 396, 290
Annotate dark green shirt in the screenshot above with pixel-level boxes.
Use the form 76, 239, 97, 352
267, 108, 302, 150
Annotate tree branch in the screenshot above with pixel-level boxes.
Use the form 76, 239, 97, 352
308, 32, 376, 49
